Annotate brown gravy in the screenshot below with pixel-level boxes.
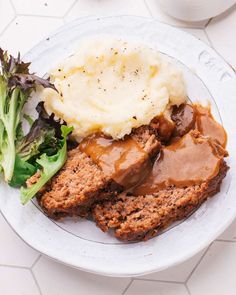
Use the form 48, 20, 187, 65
79, 103, 227, 195
150, 115, 175, 142
194, 104, 227, 148
171, 103, 227, 147
133, 131, 226, 196
79, 133, 152, 188
171, 104, 196, 137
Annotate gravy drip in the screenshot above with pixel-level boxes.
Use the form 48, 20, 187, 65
194, 104, 227, 148
79, 133, 152, 189
133, 131, 226, 196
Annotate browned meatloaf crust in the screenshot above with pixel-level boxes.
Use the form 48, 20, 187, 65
92, 160, 228, 241
32, 125, 160, 219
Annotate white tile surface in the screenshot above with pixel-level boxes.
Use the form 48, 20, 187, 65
145, 0, 209, 28
206, 6, 236, 66
33, 256, 130, 295
218, 218, 236, 241
0, 16, 63, 55
126, 280, 189, 295
65, 0, 150, 21
0, 0, 15, 35
0, 267, 40, 295
0, 1, 235, 294
141, 249, 205, 282
187, 241, 236, 295
11, 0, 76, 17
0, 214, 39, 267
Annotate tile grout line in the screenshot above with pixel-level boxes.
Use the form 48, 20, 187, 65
30, 269, 43, 295
30, 254, 42, 270
9, 0, 17, 14
63, 0, 79, 18
203, 29, 235, 69
17, 13, 63, 20
184, 242, 213, 284
122, 278, 134, 295
215, 239, 236, 243
0, 15, 16, 37
0, 264, 29, 270
63, 0, 79, 19
143, 0, 154, 18
185, 283, 192, 295
134, 277, 184, 285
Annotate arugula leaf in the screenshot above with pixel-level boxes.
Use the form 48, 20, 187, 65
9, 155, 37, 187
20, 125, 73, 204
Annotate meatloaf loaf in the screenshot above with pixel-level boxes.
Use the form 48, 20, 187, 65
92, 131, 229, 242
30, 125, 160, 219
93, 160, 228, 241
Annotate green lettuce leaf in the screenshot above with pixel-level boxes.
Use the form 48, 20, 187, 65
0, 48, 57, 182
20, 125, 73, 204
9, 155, 37, 187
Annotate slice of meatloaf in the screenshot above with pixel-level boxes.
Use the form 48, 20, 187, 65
32, 125, 160, 219
92, 160, 228, 242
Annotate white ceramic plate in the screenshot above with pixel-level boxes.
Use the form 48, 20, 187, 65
1, 16, 236, 277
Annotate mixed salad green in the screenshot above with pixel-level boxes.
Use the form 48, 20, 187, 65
0, 49, 73, 204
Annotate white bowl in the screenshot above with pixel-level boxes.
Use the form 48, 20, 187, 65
0, 16, 236, 277
158, 0, 236, 22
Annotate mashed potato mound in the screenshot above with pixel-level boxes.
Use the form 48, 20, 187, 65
43, 38, 187, 140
